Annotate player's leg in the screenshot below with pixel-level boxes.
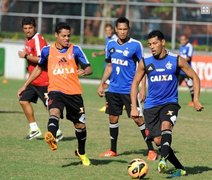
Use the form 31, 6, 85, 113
36, 86, 64, 142
185, 77, 194, 107
99, 92, 121, 157
124, 94, 157, 160
44, 92, 63, 151
66, 95, 90, 166
19, 85, 41, 140
159, 104, 186, 176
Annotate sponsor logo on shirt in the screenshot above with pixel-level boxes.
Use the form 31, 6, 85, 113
111, 58, 128, 66
150, 74, 173, 82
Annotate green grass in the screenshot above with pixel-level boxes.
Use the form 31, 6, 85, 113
0, 77, 212, 180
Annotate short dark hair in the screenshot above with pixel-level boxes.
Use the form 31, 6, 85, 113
22, 17, 36, 27
55, 22, 71, 33
105, 23, 113, 29
115, 17, 130, 28
148, 30, 165, 40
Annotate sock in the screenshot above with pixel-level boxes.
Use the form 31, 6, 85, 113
47, 115, 59, 137
29, 122, 39, 131
160, 129, 172, 159
139, 123, 154, 151
109, 123, 119, 153
186, 78, 194, 101
75, 128, 87, 155
167, 147, 184, 169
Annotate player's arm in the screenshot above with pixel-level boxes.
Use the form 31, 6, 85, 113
74, 45, 92, 76
178, 56, 203, 111
131, 60, 146, 117
139, 74, 146, 102
18, 50, 40, 63
17, 65, 42, 98
92, 50, 105, 57
97, 62, 112, 97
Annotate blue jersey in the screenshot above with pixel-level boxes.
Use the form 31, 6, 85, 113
38, 44, 90, 68
106, 38, 143, 94
179, 42, 193, 75
143, 52, 179, 109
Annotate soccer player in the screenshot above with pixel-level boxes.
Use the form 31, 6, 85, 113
97, 17, 157, 160
131, 30, 203, 177
18, 17, 63, 141
178, 34, 194, 107
18, 22, 92, 166
92, 23, 117, 112
92, 23, 117, 58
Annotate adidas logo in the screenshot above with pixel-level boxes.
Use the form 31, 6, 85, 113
148, 66, 153, 71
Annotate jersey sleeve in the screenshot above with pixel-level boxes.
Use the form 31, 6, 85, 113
38, 45, 50, 69
105, 42, 112, 63
135, 41, 144, 61
187, 43, 193, 58
73, 45, 90, 69
34, 34, 47, 57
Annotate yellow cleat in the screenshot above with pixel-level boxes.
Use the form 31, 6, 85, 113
75, 150, 91, 166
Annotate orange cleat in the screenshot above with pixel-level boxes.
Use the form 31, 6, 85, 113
45, 131, 57, 151
99, 149, 117, 157
147, 150, 158, 161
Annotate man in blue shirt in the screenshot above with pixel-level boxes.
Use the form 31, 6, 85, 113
97, 17, 157, 160
131, 30, 203, 178
178, 34, 194, 107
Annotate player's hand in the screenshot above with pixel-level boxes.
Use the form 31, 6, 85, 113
77, 69, 86, 76
91, 52, 97, 57
193, 100, 204, 112
17, 86, 26, 98
18, 49, 26, 59
97, 84, 104, 97
131, 108, 139, 118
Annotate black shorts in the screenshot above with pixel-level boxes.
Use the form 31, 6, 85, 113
19, 84, 47, 107
106, 92, 143, 117
47, 91, 86, 124
143, 103, 180, 140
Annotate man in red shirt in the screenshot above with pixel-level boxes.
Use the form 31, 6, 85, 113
18, 17, 63, 141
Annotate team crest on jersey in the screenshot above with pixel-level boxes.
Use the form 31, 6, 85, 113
68, 53, 74, 59
165, 61, 172, 70
109, 48, 115, 54
123, 49, 129, 57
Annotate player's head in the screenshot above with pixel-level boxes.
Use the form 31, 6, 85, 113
180, 34, 189, 46
147, 30, 166, 57
105, 23, 114, 38
115, 17, 130, 41
55, 22, 71, 48
22, 17, 37, 39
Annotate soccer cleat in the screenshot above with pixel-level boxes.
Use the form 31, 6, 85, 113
26, 128, 42, 140
56, 129, 63, 142
158, 158, 167, 173
44, 131, 57, 151
99, 149, 117, 157
187, 101, 194, 107
75, 150, 91, 166
168, 169, 187, 178
99, 105, 106, 112
147, 150, 158, 161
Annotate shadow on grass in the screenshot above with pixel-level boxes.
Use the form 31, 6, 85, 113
0, 110, 22, 114
118, 149, 149, 156
62, 158, 128, 167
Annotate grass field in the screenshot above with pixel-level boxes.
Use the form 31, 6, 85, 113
0, 77, 212, 180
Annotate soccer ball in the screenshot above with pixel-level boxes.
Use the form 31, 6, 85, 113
127, 158, 148, 179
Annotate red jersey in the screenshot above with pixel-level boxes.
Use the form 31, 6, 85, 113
25, 33, 48, 86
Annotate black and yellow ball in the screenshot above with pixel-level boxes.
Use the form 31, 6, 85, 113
127, 159, 148, 179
